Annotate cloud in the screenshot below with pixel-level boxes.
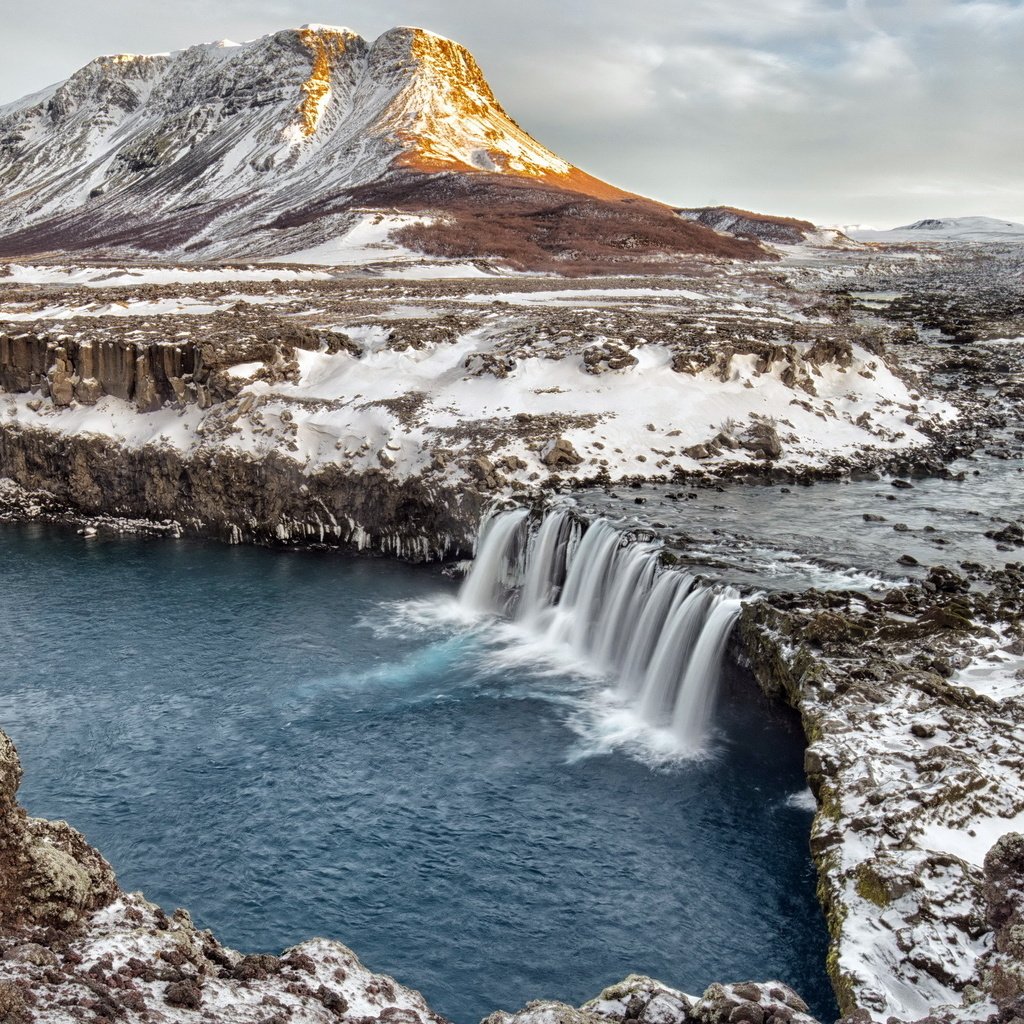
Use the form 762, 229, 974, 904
0, 0, 1020, 225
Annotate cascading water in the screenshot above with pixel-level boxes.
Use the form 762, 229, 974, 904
459, 507, 743, 751
459, 508, 530, 613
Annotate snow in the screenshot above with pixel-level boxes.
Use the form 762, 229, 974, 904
1, 264, 335, 287
919, 810, 1024, 868
272, 213, 434, 266
850, 216, 1024, 243
1, 393, 206, 450
0, 21, 587, 262
464, 287, 710, 306
0, 298, 230, 320
951, 624, 1024, 702
0, 319, 946, 489
226, 361, 265, 379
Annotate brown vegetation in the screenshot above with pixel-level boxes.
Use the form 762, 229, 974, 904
365, 172, 769, 274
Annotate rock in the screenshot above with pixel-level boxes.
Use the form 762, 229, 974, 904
3, 942, 58, 966
691, 982, 816, 1024
742, 421, 783, 460
164, 978, 203, 1008
926, 566, 969, 593
0, 731, 118, 930
987, 523, 1024, 545
983, 833, 1024, 1012
481, 1001, 605, 1024
134, 358, 161, 412
467, 455, 503, 490
230, 952, 280, 981
583, 342, 638, 374
47, 358, 76, 406
582, 976, 693, 1024
73, 376, 103, 405
540, 438, 583, 468
0, 983, 30, 1024
891, 479, 914, 489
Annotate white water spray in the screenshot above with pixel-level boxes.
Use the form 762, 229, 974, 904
459, 507, 742, 752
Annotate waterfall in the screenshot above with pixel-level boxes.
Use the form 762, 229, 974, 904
459, 508, 530, 613
459, 507, 742, 751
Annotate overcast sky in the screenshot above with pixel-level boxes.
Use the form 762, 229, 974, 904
1, 0, 1021, 226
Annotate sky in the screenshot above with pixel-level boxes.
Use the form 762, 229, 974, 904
1, 0, 1021, 227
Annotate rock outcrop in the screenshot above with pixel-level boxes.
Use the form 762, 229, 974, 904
0, 425, 479, 558
739, 564, 1024, 1022
0, 732, 118, 932
482, 976, 820, 1024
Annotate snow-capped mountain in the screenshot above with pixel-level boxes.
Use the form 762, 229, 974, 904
0, 25, 764, 268
848, 216, 1024, 243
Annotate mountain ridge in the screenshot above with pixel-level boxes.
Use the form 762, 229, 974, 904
0, 24, 766, 270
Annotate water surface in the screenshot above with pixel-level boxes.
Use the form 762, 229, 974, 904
0, 524, 834, 1022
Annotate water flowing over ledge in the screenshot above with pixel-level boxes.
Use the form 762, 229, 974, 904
460, 507, 743, 753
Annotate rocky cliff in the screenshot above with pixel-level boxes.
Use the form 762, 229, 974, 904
739, 564, 1024, 1022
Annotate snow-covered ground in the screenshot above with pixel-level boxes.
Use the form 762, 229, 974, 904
0, 318, 955, 488
1, 263, 337, 287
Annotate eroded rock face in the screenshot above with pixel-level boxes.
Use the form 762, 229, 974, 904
0, 732, 118, 931
739, 564, 1024, 1022
0, 425, 480, 560
982, 833, 1024, 1017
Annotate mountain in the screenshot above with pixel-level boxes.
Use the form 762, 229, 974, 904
677, 206, 857, 248
848, 216, 1024, 243
0, 25, 765, 270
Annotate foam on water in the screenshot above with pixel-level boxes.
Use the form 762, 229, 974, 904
457, 508, 743, 756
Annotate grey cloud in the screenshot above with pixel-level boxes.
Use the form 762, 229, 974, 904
1, 0, 1020, 226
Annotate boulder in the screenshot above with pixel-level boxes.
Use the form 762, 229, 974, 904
743, 421, 783, 461
540, 438, 583, 468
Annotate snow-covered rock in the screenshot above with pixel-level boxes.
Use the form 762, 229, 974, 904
740, 563, 1024, 1022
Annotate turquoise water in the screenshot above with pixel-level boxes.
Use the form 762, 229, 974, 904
0, 524, 835, 1022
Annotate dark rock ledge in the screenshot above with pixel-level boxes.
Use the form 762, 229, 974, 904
0, 425, 481, 560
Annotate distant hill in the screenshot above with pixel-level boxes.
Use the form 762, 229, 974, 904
847, 216, 1024, 243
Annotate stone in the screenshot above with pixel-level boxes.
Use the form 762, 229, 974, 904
73, 377, 103, 405
0, 731, 119, 930
164, 978, 203, 1008
743, 421, 783, 460
540, 438, 583, 468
